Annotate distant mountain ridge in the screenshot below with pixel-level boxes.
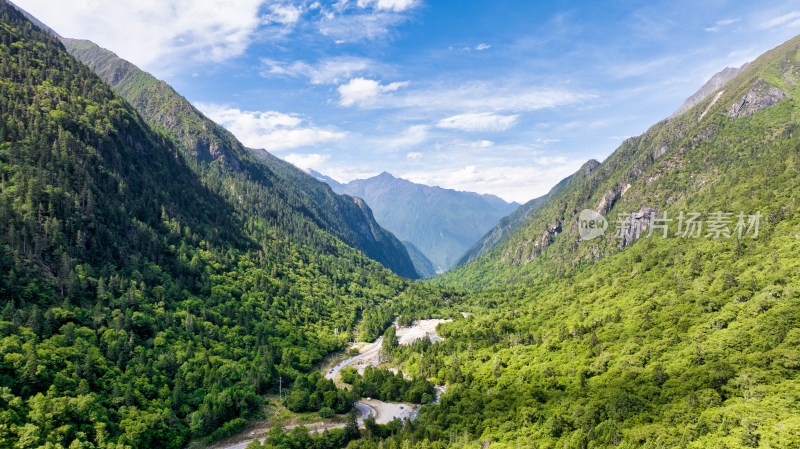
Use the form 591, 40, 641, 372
453, 164, 590, 268
310, 170, 519, 271
62, 38, 419, 278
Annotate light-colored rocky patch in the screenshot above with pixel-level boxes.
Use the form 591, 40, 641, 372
395, 319, 452, 345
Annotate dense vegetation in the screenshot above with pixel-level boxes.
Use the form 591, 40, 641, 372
436, 34, 800, 290
387, 229, 799, 447
0, 3, 452, 447
3, 1, 800, 449
62, 39, 419, 280
284, 372, 356, 417
402, 241, 438, 279
243, 418, 365, 449
340, 366, 436, 405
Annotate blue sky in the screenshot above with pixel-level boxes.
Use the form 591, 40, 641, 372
15, 0, 800, 202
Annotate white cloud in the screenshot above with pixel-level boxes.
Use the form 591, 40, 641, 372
381, 125, 430, 149
319, 10, 408, 43
406, 152, 423, 162
471, 140, 495, 148
338, 77, 409, 107
357, 0, 417, 12
295, 162, 381, 185
437, 112, 519, 132
401, 159, 585, 203
558, 116, 624, 132
266, 4, 302, 25
283, 153, 331, 171
262, 56, 374, 84
443, 139, 495, 149
384, 82, 589, 113
704, 18, 740, 32
195, 102, 347, 151
462, 43, 491, 52
532, 156, 568, 165
610, 55, 685, 79
14, 0, 280, 74
760, 11, 800, 29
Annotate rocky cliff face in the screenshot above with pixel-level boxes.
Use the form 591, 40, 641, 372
727, 79, 788, 119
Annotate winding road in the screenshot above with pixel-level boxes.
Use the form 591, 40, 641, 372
325, 337, 382, 380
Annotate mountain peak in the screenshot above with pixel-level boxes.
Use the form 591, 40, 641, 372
316, 171, 519, 270
670, 63, 750, 119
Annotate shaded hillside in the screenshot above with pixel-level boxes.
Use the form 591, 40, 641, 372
62, 38, 418, 279
403, 240, 438, 278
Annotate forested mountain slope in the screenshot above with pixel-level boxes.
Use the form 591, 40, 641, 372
0, 3, 454, 447
361, 35, 800, 449
311, 170, 519, 271
61, 38, 418, 279
4, 2, 800, 449
435, 34, 800, 290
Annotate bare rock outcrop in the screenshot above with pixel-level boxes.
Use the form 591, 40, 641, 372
728, 80, 788, 119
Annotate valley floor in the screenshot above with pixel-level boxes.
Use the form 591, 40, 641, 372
211, 319, 449, 449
